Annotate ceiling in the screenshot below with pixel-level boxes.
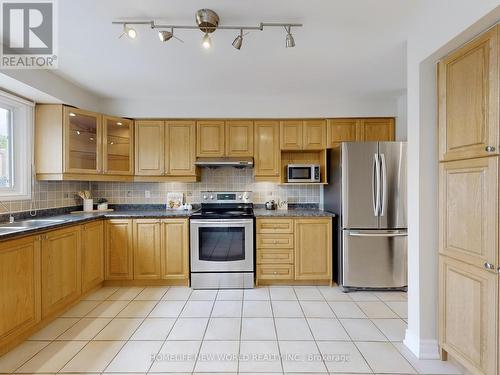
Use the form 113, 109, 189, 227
54, 0, 416, 103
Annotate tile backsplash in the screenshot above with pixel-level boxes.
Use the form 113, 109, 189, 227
0, 168, 320, 214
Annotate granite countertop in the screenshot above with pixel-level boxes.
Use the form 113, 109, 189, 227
253, 208, 335, 217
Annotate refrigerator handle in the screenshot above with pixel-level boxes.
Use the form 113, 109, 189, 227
348, 230, 407, 237
372, 154, 380, 216
380, 153, 387, 217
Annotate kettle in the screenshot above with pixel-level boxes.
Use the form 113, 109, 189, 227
265, 200, 277, 210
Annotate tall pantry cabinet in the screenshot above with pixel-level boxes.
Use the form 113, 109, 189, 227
438, 24, 499, 375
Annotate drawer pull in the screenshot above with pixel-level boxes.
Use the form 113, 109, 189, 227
484, 262, 496, 271
485, 146, 496, 152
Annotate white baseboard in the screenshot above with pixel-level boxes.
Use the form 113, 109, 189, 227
404, 329, 441, 360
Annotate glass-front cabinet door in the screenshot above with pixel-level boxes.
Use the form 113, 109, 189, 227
63, 107, 102, 174
103, 116, 134, 175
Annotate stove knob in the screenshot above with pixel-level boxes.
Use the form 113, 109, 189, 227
238, 195, 242, 200
203, 195, 208, 200
243, 193, 249, 200
209, 195, 214, 200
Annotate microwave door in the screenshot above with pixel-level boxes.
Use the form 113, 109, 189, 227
288, 167, 311, 181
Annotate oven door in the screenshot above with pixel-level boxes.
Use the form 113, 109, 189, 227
190, 219, 254, 272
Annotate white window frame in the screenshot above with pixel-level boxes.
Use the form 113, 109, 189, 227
0, 90, 34, 201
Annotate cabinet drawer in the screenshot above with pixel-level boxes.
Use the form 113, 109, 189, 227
257, 264, 294, 280
257, 249, 294, 264
257, 234, 294, 248
256, 219, 293, 233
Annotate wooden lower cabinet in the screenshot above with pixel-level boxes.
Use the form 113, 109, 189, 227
105, 219, 133, 280
41, 226, 81, 318
295, 218, 332, 280
161, 219, 189, 280
439, 255, 497, 375
133, 219, 161, 280
81, 221, 104, 293
0, 236, 41, 353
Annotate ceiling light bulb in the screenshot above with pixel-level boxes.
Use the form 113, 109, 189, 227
69, 112, 76, 117
285, 28, 295, 48
89, 137, 94, 141
76, 130, 81, 135
124, 24, 137, 39
116, 122, 122, 126
158, 30, 173, 42
232, 30, 243, 50
202, 33, 212, 49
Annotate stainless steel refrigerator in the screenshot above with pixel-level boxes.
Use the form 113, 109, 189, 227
324, 142, 407, 290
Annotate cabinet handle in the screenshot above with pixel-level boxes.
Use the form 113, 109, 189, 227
485, 146, 496, 152
484, 262, 496, 271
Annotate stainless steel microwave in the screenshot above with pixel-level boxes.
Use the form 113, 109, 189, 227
287, 164, 321, 183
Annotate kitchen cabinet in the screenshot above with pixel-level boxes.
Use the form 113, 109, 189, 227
161, 219, 189, 280
303, 120, 327, 150
0, 236, 41, 354
358, 118, 395, 141
280, 121, 303, 150
280, 120, 327, 150
133, 219, 161, 280
225, 121, 254, 157
438, 25, 499, 161
166, 121, 197, 176
103, 116, 134, 175
254, 121, 281, 180
439, 255, 497, 375
135, 120, 165, 176
197, 121, 225, 157
327, 119, 359, 147
41, 226, 81, 318
326, 118, 395, 147
105, 219, 133, 280
81, 221, 104, 293
294, 218, 332, 280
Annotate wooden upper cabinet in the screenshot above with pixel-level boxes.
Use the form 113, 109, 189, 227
81, 221, 104, 294
358, 118, 395, 141
135, 120, 165, 176
105, 219, 133, 280
133, 219, 161, 280
294, 218, 332, 280
226, 121, 254, 157
41, 226, 81, 318
280, 121, 303, 150
197, 121, 225, 157
439, 157, 498, 269
166, 121, 196, 176
103, 116, 134, 175
303, 120, 327, 150
63, 106, 102, 174
327, 119, 359, 147
161, 219, 189, 280
439, 26, 499, 161
254, 121, 281, 179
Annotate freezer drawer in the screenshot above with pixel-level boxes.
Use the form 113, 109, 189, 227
342, 229, 407, 289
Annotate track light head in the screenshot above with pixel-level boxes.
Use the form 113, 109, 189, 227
202, 33, 212, 49
232, 29, 243, 50
124, 24, 137, 39
285, 26, 295, 48
158, 30, 173, 42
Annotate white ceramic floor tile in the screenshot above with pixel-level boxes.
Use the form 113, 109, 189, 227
60, 341, 125, 373
356, 341, 416, 373
339, 319, 387, 341
205, 318, 241, 340
180, 300, 214, 317
168, 318, 209, 340
15, 341, 87, 373
60, 300, 101, 318
386, 301, 408, 319
116, 300, 157, 318
279, 340, 327, 373
239, 341, 282, 372
300, 301, 335, 318
294, 287, 324, 301
243, 300, 273, 317
149, 300, 186, 318
28, 318, 79, 340
162, 287, 192, 300
372, 319, 407, 341
328, 301, 367, 318
189, 290, 218, 300
57, 318, 111, 340
0, 341, 50, 373
216, 289, 243, 301
194, 341, 239, 372
104, 340, 162, 373
244, 287, 270, 300
211, 300, 242, 317
82, 287, 118, 301
94, 318, 143, 340
275, 318, 313, 340
317, 341, 371, 373
269, 287, 297, 301
348, 291, 380, 301
240, 318, 276, 340
374, 291, 408, 301
86, 300, 130, 318
393, 342, 462, 374
134, 287, 169, 301
131, 318, 176, 341
318, 286, 351, 301
108, 287, 144, 301
150, 340, 201, 373
307, 318, 350, 341
357, 301, 398, 319
272, 300, 304, 317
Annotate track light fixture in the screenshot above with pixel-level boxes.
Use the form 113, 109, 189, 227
285, 26, 295, 48
120, 24, 137, 39
202, 33, 212, 49
232, 29, 243, 50
158, 30, 173, 42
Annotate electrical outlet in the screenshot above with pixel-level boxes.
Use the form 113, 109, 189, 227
145, 190, 151, 198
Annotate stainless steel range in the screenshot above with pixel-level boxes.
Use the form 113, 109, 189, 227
190, 191, 254, 289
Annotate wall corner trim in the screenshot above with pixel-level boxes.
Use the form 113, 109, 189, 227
404, 329, 440, 360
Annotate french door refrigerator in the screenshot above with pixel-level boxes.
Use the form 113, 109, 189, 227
325, 142, 407, 290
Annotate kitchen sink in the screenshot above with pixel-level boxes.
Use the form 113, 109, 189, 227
0, 218, 68, 229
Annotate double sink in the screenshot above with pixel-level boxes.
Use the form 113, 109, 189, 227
0, 218, 69, 235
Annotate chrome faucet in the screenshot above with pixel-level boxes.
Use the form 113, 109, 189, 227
0, 201, 14, 223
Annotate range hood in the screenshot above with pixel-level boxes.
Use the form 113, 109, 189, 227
194, 157, 254, 168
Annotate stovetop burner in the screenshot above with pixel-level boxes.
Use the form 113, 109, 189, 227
190, 191, 254, 219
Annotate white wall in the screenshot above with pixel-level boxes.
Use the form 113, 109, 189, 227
396, 92, 407, 141
405, 0, 500, 359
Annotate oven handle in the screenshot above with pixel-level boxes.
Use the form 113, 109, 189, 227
190, 219, 254, 225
